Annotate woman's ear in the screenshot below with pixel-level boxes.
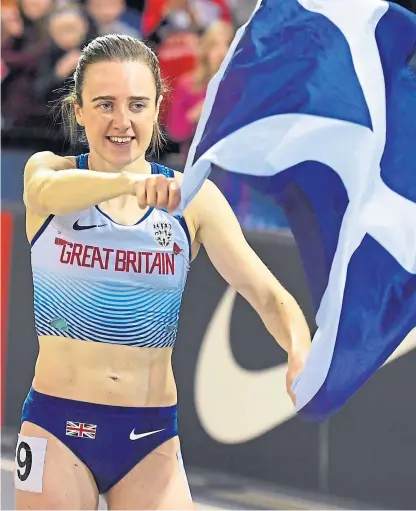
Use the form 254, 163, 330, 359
154, 95, 163, 124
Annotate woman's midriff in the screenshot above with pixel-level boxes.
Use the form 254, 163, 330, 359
32, 336, 177, 407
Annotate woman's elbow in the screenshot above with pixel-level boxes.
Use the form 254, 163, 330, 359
24, 180, 59, 216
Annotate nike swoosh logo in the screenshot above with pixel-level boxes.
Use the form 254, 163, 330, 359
129, 428, 165, 441
73, 220, 106, 231
195, 287, 416, 445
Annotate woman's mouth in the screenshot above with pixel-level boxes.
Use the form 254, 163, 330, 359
107, 136, 135, 146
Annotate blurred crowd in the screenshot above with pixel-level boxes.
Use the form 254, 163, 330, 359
2, 0, 414, 155
2, 0, 414, 231
1, 0, 257, 161
2, 0, 288, 230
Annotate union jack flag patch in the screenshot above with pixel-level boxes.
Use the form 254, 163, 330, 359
66, 421, 97, 439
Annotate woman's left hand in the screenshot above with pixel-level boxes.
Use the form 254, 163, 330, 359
286, 348, 309, 405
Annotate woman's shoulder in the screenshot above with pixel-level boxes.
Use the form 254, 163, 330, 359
25, 151, 76, 172
173, 171, 224, 210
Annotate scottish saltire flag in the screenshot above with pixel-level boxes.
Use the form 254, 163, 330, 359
177, 0, 416, 421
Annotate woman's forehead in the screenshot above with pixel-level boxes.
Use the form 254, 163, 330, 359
82, 61, 156, 97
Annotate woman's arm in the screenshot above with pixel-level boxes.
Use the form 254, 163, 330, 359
189, 179, 311, 401
24, 151, 180, 216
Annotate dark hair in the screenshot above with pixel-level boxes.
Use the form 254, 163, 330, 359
60, 34, 169, 156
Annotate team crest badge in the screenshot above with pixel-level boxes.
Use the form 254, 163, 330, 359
153, 222, 172, 247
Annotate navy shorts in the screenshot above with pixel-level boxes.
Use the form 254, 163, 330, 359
21, 387, 179, 493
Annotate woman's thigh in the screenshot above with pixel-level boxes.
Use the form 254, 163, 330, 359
105, 436, 193, 510
15, 421, 99, 510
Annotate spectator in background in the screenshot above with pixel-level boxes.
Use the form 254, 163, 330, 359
142, 0, 231, 41
15, 0, 56, 47
34, 5, 91, 107
142, 0, 232, 157
86, 0, 141, 38
1, 3, 24, 43
1, 3, 24, 82
142, 0, 201, 95
166, 20, 234, 161
2, 0, 56, 128
191, 0, 232, 27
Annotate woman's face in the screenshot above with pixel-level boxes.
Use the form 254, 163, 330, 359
49, 12, 88, 50
201, 23, 234, 77
206, 31, 232, 74
2, 6, 23, 38
20, 0, 54, 21
74, 60, 162, 170
87, 0, 125, 25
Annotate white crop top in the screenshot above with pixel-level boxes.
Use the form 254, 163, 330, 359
30, 154, 191, 348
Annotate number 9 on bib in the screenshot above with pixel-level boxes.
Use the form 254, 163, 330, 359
14, 434, 47, 493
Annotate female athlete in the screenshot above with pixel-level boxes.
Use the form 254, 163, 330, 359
15, 34, 311, 510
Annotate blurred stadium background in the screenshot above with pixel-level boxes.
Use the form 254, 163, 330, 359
2, 0, 416, 509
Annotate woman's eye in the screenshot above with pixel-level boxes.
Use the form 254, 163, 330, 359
131, 103, 145, 112
99, 102, 112, 111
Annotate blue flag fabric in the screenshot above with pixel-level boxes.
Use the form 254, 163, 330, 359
178, 0, 416, 421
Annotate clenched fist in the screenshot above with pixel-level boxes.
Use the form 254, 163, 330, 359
128, 173, 181, 213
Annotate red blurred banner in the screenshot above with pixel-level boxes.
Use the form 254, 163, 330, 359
1, 211, 13, 426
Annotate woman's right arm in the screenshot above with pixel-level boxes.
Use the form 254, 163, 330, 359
24, 151, 135, 216
24, 151, 181, 217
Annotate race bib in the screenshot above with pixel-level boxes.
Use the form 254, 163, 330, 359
14, 435, 47, 493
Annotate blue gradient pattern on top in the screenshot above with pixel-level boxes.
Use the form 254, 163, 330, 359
33, 269, 182, 346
